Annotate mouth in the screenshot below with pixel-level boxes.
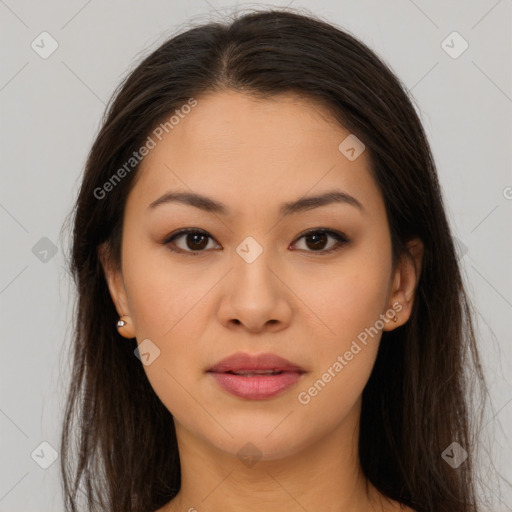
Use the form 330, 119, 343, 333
207, 352, 306, 400
222, 369, 289, 376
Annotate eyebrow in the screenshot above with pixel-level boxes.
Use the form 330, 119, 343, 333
148, 189, 364, 216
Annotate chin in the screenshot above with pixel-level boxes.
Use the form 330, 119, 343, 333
193, 418, 314, 463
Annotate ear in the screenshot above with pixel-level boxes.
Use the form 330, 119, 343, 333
98, 242, 136, 338
383, 238, 424, 331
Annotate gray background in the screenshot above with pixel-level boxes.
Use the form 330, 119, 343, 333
1, 0, 511, 510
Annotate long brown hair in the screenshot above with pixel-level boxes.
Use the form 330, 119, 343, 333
60, 8, 488, 511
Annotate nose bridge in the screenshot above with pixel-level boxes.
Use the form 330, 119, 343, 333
224, 231, 291, 318
232, 234, 276, 295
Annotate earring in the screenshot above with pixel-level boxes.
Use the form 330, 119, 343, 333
392, 312, 398, 323
117, 316, 128, 329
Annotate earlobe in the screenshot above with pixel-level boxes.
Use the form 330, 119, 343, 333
116, 315, 136, 339
383, 238, 424, 331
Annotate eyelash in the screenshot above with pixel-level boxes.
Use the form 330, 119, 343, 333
162, 228, 349, 256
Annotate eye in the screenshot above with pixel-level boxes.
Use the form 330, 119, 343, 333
163, 228, 349, 256
164, 229, 220, 255
291, 229, 349, 254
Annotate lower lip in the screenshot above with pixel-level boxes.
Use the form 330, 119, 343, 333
208, 371, 303, 400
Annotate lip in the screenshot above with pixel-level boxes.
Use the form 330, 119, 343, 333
207, 352, 305, 373
207, 352, 306, 400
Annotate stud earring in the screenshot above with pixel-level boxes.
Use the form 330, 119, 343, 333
117, 316, 128, 329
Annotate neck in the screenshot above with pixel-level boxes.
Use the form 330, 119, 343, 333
165, 401, 390, 512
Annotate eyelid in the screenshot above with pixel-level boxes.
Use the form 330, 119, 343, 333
163, 227, 350, 255
163, 228, 220, 256
290, 228, 349, 254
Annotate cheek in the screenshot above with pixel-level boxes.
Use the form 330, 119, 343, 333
297, 248, 391, 409
310, 252, 391, 347
120, 241, 221, 369
121, 252, 207, 412
295, 279, 385, 428
121, 242, 210, 339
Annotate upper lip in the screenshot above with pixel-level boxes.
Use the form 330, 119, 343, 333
207, 352, 305, 373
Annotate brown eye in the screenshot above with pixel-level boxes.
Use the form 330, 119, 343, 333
164, 229, 219, 254
164, 227, 349, 256
183, 232, 209, 251
305, 231, 328, 250
292, 229, 349, 254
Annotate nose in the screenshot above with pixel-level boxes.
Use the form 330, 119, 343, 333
217, 248, 293, 334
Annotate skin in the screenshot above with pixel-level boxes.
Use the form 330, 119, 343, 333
99, 90, 423, 512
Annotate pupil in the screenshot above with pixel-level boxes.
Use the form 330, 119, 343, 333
188, 233, 208, 250
306, 232, 327, 250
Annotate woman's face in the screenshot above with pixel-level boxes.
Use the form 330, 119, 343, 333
101, 90, 418, 461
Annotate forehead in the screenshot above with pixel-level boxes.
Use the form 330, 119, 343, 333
127, 90, 381, 218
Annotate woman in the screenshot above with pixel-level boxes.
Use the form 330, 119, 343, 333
60, 8, 487, 512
